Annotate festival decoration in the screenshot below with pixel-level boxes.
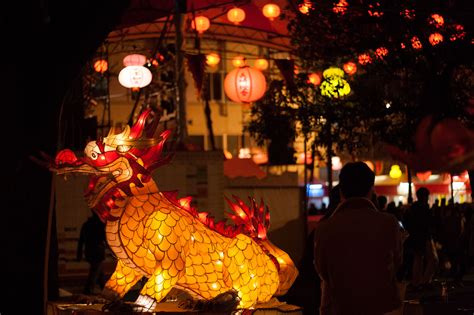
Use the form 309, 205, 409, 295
206, 53, 221, 66
385, 115, 474, 173
429, 33, 444, 46
307, 73, 321, 86
358, 53, 372, 65
93, 59, 108, 73
224, 66, 267, 103
191, 16, 210, 34
416, 171, 432, 181
331, 156, 342, 170
254, 58, 269, 71
123, 54, 147, 66
343, 62, 357, 75
320, 67, 351, 98
389, 165, 402, 179
232, 56, 246, 68
298, 1, 312, 14
227, 7, 246, 25
118, 66, 152, 89
262, 3, 280, 21
49, 109, 298, 311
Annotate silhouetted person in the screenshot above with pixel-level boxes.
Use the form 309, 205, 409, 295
77, 211, 107, 294
403, 187, 437, 288
314, 162, 406, 315
322, 184, 341, 220
377, 195, 388, 211
308, 203, 318, 216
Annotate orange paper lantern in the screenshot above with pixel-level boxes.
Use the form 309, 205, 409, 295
206, 53, 221, 66
224, 66, 267, 103
93, 59, 108, 73
254, 58, 269, 71
232, 56, 246, 68
227, 7, 246, 25
262, 3, 280, 21
299, 1, 312, 14
343, 61, 357, 75
191, 16, 210, 34
429, 33, 444, 46
358, 53, 372, 65
307, 73, 321, 85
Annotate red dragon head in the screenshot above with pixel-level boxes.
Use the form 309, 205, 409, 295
51, 109, 171, 221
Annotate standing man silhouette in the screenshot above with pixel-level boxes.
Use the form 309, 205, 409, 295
77, 211, 107, 294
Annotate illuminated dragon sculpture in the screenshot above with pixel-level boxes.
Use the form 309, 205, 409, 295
51, 109, 298, 311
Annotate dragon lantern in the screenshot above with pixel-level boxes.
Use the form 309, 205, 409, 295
50, 109, 298, 311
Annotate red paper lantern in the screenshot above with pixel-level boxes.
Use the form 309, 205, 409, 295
93, 59, 108, 73
224, 66, 266, 103
343, 62, 357, 75
411, 36, 423, 50
123, 54, 146, 66
358, 53, 372, 65
262, 3, 280, 21
254, 58, 269, 71
307, 73, 321, 85
416, 171, 432, 181
227, 7, 246, 25
191, 16, 210, 34
429, 33, 444, 46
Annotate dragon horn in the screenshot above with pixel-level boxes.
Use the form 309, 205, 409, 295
130, 108, 153, 139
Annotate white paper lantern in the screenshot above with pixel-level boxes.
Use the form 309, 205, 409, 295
118, 65, 152, 88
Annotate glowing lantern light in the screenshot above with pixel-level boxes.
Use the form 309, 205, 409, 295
358, 53, 372, 65
123, 54, 147, 66
296, 152, 312, 164
364, 161, 375, 171
262, 3, 280, 21
333, 0, 348, 15
450, 24, 466, 41
93, 59, 108, 73
232, 56, 246, 68
389, 165, 402, 179
191, 16, 211, 34
118, 65, 152, 88
307, 73, 321, 85
429, 33, 444, 46
224, 66, 267, 103
227, 7, 246, 25
416, 171, 432, 181
254, 58, 269, 71
368, 2, 383, 17
401, 9, 415, 20
343, 61, 357, 75
299, 1, 312, 14
429, 14, 444, 27
320, 67, 350, 98
375, 47, 389, 59
332, 156, 342, 171
206, 53, 221, 66
411, 36, 423, 50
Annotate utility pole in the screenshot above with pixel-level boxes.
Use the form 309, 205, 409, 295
174, 0, 187, 145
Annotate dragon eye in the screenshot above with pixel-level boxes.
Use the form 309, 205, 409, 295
90, 152, 98, 160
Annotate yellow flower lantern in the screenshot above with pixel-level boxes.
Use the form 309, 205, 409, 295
206, 53, 221, 66
320, 67, 351, 98
389, 165, 402, 179
224, 66, 267, 103
191, 15, 210, 34
227, 7, 246, 25
50, 109, 298, 311
232, 56, 246, 68
262, 3, 280, 21
254, 58, 269, 71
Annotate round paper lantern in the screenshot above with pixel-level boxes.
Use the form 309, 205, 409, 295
331, 156, 342, 171
118, 65, 152, 88
254, 58, 269, 71
389, 165, 402, 179
299, 1, 312, 14
262, 3, 280, 21
224, 66, 266, 103
93, 59, 108, 73
123, 54, 146, 66
191, 16, 210, 34
232, 56, 246, 68
358, 53, 372, 65
227, 7, 246, 25
307, 73, 321, 85
416, 171, 432, 181
206, 53, 220, 66
343, 61, 357, 75
430, 14, 444, 27
411, 36, 422, 49
375, 47, 389, 59
429, 33, 444, 46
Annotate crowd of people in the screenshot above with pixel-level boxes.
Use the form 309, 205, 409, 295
292, 162, 473, 315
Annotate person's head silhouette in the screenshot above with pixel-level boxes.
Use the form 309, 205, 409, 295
339, 162, 375, 200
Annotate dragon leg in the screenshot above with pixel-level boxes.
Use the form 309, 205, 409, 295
102, 259, 144, 300
135, 257, 185, 311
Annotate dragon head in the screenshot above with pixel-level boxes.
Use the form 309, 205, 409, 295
51, 109, 171, 221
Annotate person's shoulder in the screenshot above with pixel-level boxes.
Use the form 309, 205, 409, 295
373, 210, 399, 226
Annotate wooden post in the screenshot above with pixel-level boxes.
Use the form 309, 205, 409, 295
174, 0, 187, 145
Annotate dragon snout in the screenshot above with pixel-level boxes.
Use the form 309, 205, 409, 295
55, 149, 79, 166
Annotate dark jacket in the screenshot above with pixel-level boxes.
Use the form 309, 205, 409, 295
77, 214, 106, 263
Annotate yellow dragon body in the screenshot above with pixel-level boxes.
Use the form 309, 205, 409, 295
52, 109, 298, 311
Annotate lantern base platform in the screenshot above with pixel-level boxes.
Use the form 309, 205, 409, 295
47, 298, 302, 315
